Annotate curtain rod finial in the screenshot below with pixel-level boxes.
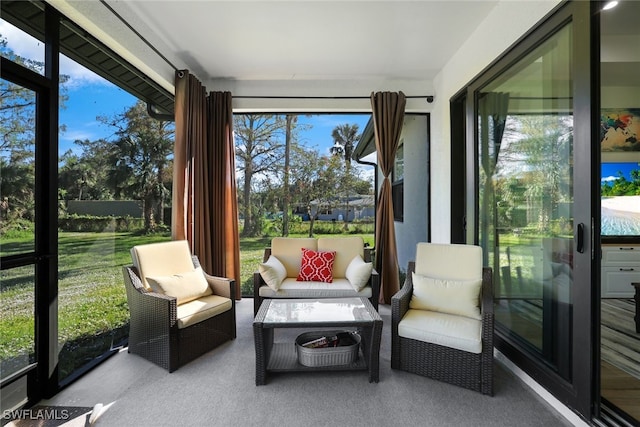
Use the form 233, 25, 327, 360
426, 96, 434, 103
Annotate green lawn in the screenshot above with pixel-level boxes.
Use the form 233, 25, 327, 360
1, 227, 373, 379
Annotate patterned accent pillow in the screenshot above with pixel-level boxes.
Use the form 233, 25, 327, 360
296, 248, 336, 283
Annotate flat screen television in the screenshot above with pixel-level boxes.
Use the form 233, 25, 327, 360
601, 161, 640, 242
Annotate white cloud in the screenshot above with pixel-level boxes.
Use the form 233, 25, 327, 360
60, 55, 113, 88
0, 20, 44, 62
602, 175, 619, 182
59, 129, 99, 144
1, 20, 111, 88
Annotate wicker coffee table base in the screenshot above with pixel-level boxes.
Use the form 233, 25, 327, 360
253, 298, 382, 385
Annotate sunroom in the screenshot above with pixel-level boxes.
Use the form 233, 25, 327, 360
1, 1, 639, 426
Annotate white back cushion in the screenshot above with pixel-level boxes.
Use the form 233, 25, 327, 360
345, 255, 373, 291
131, 240, 195, 290
317, 236, 364, 278
146, 267, 212, 304
410, 273, 481, 319
271, 237, 317, 277
259, 255, 287, 291
415, 243, 482, 281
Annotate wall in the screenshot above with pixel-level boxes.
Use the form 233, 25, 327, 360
67, 200, 143, 217
429, 0, 562, 243
394, 115, 429, 270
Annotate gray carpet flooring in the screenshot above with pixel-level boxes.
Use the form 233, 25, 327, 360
42, 299, 575, 427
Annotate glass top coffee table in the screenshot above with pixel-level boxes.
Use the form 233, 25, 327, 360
253, 298, 383, 385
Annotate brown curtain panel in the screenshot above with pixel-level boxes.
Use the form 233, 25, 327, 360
206, 92, 241, 298
173, 73, 241, 299
370, 91, 406, 304
173, 70, 206, 247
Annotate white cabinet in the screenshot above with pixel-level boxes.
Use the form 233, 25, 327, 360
601, 245, 640, 298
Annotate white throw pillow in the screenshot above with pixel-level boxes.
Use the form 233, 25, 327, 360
409, 272, 482, 320
259, 255, 287, 291
146, 266, 212, 305
345, 255, 373, 291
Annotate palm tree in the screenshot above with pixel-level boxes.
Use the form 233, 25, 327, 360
330, 123, 360, 165
330, 123, 361, 225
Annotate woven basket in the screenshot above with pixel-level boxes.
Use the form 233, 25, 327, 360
295, 331, 360, 367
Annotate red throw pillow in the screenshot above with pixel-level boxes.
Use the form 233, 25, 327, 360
296, 248, 336, 283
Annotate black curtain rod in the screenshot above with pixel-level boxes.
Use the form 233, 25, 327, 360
100, 0, 179, 72
232, 95, 433, 99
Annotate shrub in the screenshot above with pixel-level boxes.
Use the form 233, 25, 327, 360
0, 218, 35, 239
58, 214, 145, 232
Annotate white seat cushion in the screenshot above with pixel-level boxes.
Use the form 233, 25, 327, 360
398, 308, 482, 354
258, 278, 372, 299
176, 294, 232, 329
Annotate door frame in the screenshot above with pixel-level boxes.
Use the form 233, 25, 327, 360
455, 1, 597, 419
0, 7, 60, 404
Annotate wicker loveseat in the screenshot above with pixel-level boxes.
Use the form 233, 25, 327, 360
253, 236, 379, 314
391, 243, 494, 395
123, 240, 236, 372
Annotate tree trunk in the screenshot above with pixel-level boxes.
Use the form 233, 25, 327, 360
143, 194, 155, 232
156, 167, 165, 226
242, 162, 254, 236
306, 204, 315, 237
282, 115, 292, 236
343, 162, 351, 230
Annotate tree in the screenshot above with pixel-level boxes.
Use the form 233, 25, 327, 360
58, 139, 115, 201
289, 150, 343, 236
330, 123, 361, 226
329, 123, 360, 165
282, 115, 294, 236
491, 114, 573, 234
99, 100, 174, 231
0, 36, 69, 226
234, 114, 287, 237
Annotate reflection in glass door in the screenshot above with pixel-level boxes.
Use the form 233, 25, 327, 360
478, 24, 574, 379
0, 78, 38, 410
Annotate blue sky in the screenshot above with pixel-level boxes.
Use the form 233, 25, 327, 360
601, 162, 640, 183
2, 19, 372, 158
58, 84, 370, 156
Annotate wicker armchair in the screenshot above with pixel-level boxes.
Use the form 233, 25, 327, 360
123, 241, 236, 372
391, 243, 494, 395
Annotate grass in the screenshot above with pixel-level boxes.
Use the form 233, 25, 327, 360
1, 225, 373, 379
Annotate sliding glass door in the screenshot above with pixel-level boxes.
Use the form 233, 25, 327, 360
465, 2, 596, 418
0, 77, 38, 410
480, 20, 575, 380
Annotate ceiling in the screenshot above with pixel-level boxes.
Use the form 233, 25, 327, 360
50, 0, 500, 110
8, 1, 636, 113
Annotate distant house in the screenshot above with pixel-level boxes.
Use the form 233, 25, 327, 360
294, 194, 375, 221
